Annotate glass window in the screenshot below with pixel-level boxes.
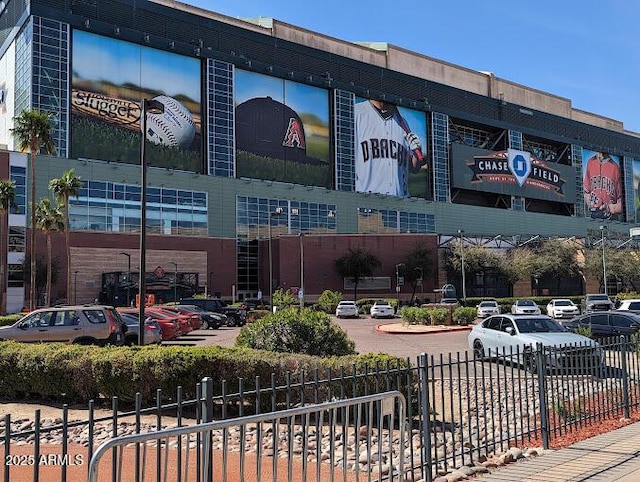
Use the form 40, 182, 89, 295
590, 314, 608, 326
610, 314, 633, 329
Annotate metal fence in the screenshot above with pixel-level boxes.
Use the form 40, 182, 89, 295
2, 336, 640, 482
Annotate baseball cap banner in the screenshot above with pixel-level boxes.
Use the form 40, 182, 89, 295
234, 70, 332, 188
70, 30, 202, 172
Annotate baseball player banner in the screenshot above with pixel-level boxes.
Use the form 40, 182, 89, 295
582, 149, 624, 221
234, 70, 331, 188
632, 159, 640, 223
354, 98, 429, 198
450, 143, 577, 202
71, 30, 202, 172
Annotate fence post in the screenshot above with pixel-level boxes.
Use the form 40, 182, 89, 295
536, 344, 550, 449
620, 336, 630, 419
201, 377, 214, 482
419, 353, 433, 482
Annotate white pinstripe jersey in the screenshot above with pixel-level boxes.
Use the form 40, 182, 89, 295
355, 100, 411, 197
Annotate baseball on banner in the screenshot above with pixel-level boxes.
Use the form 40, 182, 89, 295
144, 95, 195, 149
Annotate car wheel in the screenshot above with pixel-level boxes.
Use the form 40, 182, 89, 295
201, 320, 209, 330
473, 340, 485, 360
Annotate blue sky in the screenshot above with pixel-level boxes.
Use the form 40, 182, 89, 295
189, 0, 640, 133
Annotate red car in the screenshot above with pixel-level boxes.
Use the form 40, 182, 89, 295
118, 308, 180, 341
147, 306, 193, 335
159, 305, 203, 330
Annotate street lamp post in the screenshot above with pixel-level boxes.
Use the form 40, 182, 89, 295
268, 208, 283, 309
120, 252, 131, 306
138, 98, 165, 345
169, 261, 178, 303
600, 225, 607, 295
458, 229, 467, 304
395, 263, 405, 310
299, 232, 304, 310
74, 271, 79, 304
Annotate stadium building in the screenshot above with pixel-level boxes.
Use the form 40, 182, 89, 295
0, 0, 638, 311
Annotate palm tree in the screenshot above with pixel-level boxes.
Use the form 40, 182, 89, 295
0, 179, 16, 314
10, 110, 55, 310
335, 248, 381, 301
49, 169, 82, 303
35, 198, 64, 307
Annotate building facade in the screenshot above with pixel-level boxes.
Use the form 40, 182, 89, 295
0, 0, 638, 310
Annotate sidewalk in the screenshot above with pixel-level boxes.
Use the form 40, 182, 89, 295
476, 420, 640, 481
374, 321, 473, 335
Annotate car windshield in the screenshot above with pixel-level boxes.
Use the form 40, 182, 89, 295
339, 302, 355, 306
375, 302, 390, 306
590, 295, 610, 300
518, 300, 535, 306
480, 302, 496, 307
515, 317, 566, 333
555, 300, 573, 306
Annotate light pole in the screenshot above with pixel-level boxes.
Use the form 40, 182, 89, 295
120, 252, 131, 306
169, 261, 178, 303
600, 225, 607, 295
414, 267, 423, 304
74, 271, 79, 304
299, 232, 304, 310
138, 98, 165, 345
395, 263, 405, 310
458, 229, 467, 304
268, 208, 283, 309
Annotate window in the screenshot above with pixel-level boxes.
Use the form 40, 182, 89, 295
610, 314, 633, 329
53, 310, 79, 326
590, 314, 608, 326
84, 309, 107, 324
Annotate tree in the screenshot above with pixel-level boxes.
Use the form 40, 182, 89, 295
49, 169, 82, 302
35, 198, 64, 307
445, 244, 505, 296
0, 180, 16, 314
10, 110, 55, 310
334, 248, 381, 301
402, 245, 435, 303
21, 254, 60, 307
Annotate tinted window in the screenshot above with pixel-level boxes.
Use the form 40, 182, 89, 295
610, 314, 634, 329
628, 302, 640, 310
515, 317, 566, 333
485, 317, 501, 330
518, 300, 535, 306
590, 314, 608, 326
500, 319, 515, 333
84, 309, 107, 324
555, 300, 572, 306
480, 302, 497, 307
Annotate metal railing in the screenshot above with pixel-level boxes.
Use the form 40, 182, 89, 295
87, 390, 407, 482
1, 336, 639, 482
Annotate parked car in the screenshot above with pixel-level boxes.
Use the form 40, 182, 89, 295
174, 304, 225, 329
439, 298, 460, 307
370, 301, 395, 319
0, 305, 126, 345
476, 301, 500, 318
147, 306, 193, 334
120, 308, 181, 340
180, 298, 247, 327
546, 299, 580, 319
158, 305, 203, 330
468, 314, 602, 372
562, 311, 640, 338
240, 298, 268, 311
511, 299, 541, 315
615, 299, 640, 313
582, 294, 614, 314
335, 301, 359, 318
119, 312, 162, 345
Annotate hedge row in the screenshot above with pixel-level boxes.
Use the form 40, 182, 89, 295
0, 342, 409, 405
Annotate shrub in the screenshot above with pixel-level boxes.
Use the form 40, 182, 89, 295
453, 307, 477, 325
427, 308, 450, 325
246, 309, 270, 323
235, 307, 356, 356
575, 325, 593, 339
317, 290, 342, 313
0, 314, 23, 327
400, 307, 430, 325
272, 288, 297, 309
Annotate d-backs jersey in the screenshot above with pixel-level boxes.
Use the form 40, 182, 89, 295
355, 101, 411, 197
584, 157, 621, 207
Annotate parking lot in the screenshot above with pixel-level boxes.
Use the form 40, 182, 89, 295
163, 315, 472, 360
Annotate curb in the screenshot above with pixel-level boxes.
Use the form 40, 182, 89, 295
374, 324, 473, 335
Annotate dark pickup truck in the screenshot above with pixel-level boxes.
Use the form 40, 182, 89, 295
180, 298, 247, 326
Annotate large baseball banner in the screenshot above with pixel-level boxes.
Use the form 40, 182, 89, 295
71, 30, 202, 171
354, 97, 429, 199
234, 70, 331, 188
582, 149, 624, 221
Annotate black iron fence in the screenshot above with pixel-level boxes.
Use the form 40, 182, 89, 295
2, 336, 639, 481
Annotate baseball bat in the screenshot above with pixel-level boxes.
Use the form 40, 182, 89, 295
389, 104, 425, 161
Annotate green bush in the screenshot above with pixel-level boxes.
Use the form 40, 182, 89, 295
317, 290, 342, 313
0, 341, 409, 406
428, 308, 450, 325
246, 309, 270, 323
453, 307, 477, 325
0, 314, 23, 327
272, 288, 297, 309
235, 307, 356, 356
574, 325, 593, 339
400, 307, 430, 325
